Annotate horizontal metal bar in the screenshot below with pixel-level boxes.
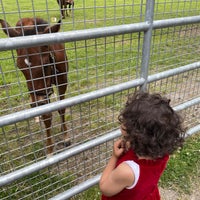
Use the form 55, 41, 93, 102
1, 95, 199, 187
1, 60, 199, 128
186, 124, 200, 136
49, 175, 101, 200
0, 15, 200, 51
0, 22, 149, 51
174, 97, 200, 111
49, 125, 200, 200
147, 61, 200, 83
0, 78, 145, 127
153, 15, 200, 29
0, 129, 121, 187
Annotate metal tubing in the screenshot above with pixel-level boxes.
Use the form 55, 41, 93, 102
186, 125, 200, 136
0, 60, 199, 127
0, 4, 199, 198
153, 15, 200, 29
0, 15, 200, 51
174, 97, 200, 111
0, 22, 149, 51
49, 126, 200, 200
140, 0, 155, 91
0, 78, 145, 127
148, 61, 200, 82
0, 130, 121, 187
49, 175, 101, 200
0, 95, 199, 187
1, 60, 199, 128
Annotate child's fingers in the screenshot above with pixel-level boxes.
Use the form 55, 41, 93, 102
114, 139, 124, 148
113, 139, 126, 157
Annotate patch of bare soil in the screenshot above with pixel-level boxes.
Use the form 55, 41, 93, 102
160, 179, 200, 200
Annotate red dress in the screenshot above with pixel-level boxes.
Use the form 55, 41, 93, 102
101, 149, 169, 200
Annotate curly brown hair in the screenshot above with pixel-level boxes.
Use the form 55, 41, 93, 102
118, 92, 185, 159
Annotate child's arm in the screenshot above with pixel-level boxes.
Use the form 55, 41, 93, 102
99, 139, 135, 197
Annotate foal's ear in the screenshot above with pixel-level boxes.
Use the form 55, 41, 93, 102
43, 20, 61, 34
0, 19, 20, 37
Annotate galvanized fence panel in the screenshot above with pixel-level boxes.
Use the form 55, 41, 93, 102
0, 0, 199, 199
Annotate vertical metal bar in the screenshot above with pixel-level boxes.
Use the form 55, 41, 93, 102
140, 0, 155, 91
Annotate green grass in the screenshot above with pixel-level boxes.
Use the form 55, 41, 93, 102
0, 170, 75, 199
160, 133, 200, 194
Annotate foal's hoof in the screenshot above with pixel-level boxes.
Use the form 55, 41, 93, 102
64, 139, 71, 147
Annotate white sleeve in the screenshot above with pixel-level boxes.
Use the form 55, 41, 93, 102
124, 160, 140, 189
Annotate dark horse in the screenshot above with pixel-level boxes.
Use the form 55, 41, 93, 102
57, 0, 74, 18
0, 17, 70, 156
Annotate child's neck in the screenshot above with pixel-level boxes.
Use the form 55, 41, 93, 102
137, 155, 153, 160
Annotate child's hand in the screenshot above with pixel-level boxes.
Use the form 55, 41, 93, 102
113, 139, 126, 158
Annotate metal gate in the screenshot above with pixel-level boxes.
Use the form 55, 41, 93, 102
0, 0, 200, 199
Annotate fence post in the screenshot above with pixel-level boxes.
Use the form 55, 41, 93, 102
140, 0, 155, 91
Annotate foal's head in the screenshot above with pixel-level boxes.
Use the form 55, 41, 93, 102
0, 18, 62, 107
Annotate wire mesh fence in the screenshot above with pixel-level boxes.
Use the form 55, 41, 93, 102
0, 0, 200, 200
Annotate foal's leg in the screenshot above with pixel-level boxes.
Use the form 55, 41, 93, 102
41, 112, 54, 156
58, 107, 71, 147
63, 1, 67, 18
59, 1, 65, 19
57, 75, 71, 147
69, 2, 74, 17
71, 3, 74, 18
66, 4, 70, 16
61, 9, 65, 19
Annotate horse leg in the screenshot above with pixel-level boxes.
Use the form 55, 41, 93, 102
41, 112, 54, 156
58, 108, 71, 147
57, 75, 70, 147
61, 6, 65, 19
66, 4, 70, 16
64, 4, 68, 17
71, 3, 74, 18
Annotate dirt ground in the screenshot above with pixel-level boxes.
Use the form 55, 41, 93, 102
160, 179, 200, 200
